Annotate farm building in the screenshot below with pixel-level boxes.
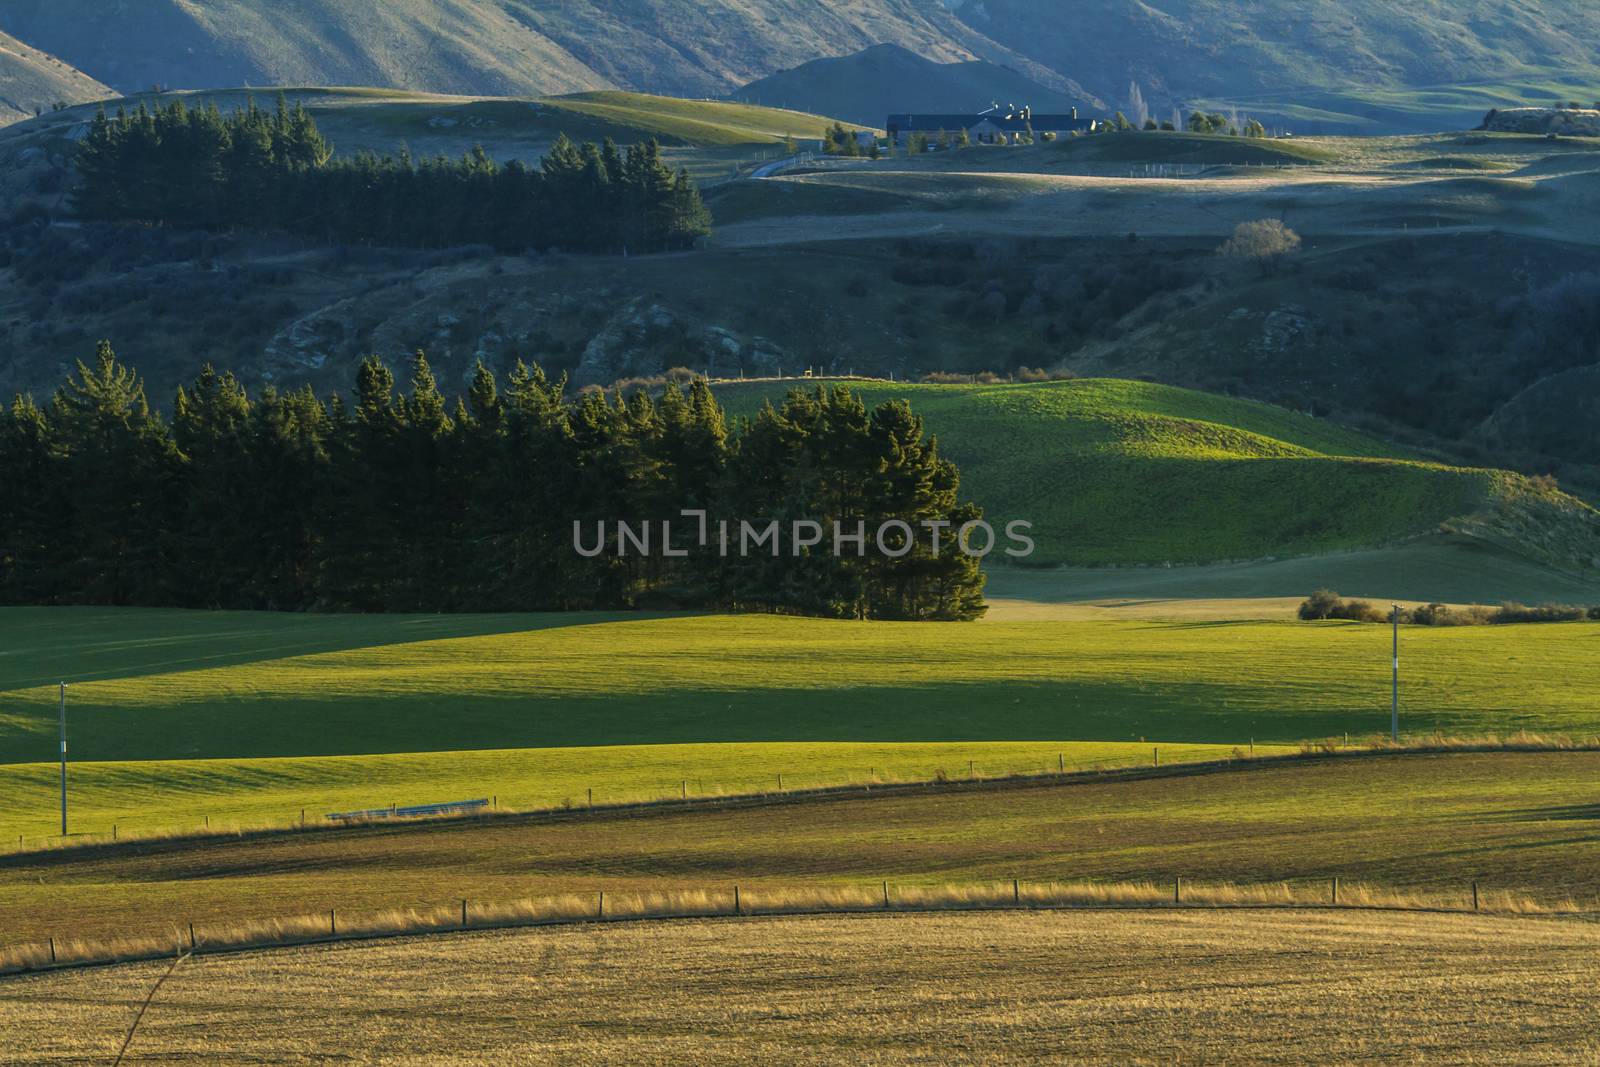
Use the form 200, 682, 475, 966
886, 105, 1093, 145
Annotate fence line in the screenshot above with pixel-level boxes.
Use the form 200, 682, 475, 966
1, 877, 1573, 979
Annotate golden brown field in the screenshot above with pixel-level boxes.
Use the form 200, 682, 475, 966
5, 909, 1600, 1064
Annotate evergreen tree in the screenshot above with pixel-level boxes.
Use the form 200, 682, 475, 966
47, 342, 181, 604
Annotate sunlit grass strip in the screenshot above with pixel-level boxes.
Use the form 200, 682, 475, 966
1, 878, 1578, 978
4, 732, 1594, 860
0, 741, 1281, 848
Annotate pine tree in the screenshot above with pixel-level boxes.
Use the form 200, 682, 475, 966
47, 342, 180, 604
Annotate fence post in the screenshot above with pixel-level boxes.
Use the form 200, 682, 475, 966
882, 881, 890, 909
49, 937, 55, 964
598, 891, 605, 919
461, 899, 469, 929
1154, 747, 1160, 768
330, 909, 336, 936
1013, 878, 1020, 905
1249, 739, 1254, 757
1174, 877, 1181, 904
588, 788, 593, 808
1058, 753, 1064, 774
777, 773, 783, 791
681, 780, 687, 801
189, 923, 196, 950
734, 886, 741, 915
300, 809, 305, 827
1472, 881, 1480, 911
1332, 877, 1339, 905
113, 824, 117, 840
968, 759, 974, 778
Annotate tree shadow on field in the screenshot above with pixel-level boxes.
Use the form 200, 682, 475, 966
0, 607, 706, 692
0, 677, 1425, 764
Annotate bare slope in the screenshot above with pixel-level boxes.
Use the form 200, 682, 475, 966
732, 43, 1082, 127
0, 30, 110, 127
0, 0, 611, 97
956, 0, 1600, 132
0, 0, 1058, 100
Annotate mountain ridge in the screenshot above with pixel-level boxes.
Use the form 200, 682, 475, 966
0, 30, 112, 127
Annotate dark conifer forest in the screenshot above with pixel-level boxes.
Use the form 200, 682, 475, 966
73, 98, 712, 253
0, 346, 987, 620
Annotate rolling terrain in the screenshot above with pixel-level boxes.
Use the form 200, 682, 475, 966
0, 30, 109, 127
2, 603, 1600, 841
713, 379, 1600, 570
4, 751, 1600, 944
8, 909, 1600, 1064
5, 98, 1599, 501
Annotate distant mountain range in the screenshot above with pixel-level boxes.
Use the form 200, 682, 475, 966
0, 30, 111, 126
3, 0, 1599, 133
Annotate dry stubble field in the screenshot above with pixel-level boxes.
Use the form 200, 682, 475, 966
5, 909, 1600, 1064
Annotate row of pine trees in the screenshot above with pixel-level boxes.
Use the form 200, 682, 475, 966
0, 345, 986, 620
75, 98, 712, 253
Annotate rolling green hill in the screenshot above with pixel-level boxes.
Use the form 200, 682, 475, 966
1, 604, 1599, 841
712, 379, 1600, 569
0, 30, 110, 127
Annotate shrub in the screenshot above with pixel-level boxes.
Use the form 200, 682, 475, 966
1219, 219, 1302, 274
921, 370, 1004, 384
1015, 366, 1077, 382
1409, 603, 1491, 627
1298, 589, 1343, 620
1589, 606, 1600, 620
1299, 590, 1390, 623
1491, 603, 1587, 624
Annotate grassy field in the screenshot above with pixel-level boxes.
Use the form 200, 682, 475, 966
8, 909, 1599, 1064
0, 740, 1277, 844
712, 378, 1581, 566
5, 607, 1600, 762
4, 750, 1600, 947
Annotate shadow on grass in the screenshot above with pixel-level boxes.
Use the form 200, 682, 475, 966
0, 607, 705, 692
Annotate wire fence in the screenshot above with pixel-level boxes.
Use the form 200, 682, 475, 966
2, 875, 1572, 978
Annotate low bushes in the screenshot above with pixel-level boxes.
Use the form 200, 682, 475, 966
1300, 589, 1599, 626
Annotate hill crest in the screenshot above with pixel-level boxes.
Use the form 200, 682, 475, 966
731, 43, 1086, 128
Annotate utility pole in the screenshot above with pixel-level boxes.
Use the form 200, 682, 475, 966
1390, 605, 1400, 742
58, 682, 68, 836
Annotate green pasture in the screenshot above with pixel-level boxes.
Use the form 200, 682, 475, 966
1, 605, 1598, 845
713, 378, 1508, 564
0, 740, 1279, 845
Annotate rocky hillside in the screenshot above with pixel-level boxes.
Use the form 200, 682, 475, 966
0, 30, 110, 127
0, 0, 1055, 100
